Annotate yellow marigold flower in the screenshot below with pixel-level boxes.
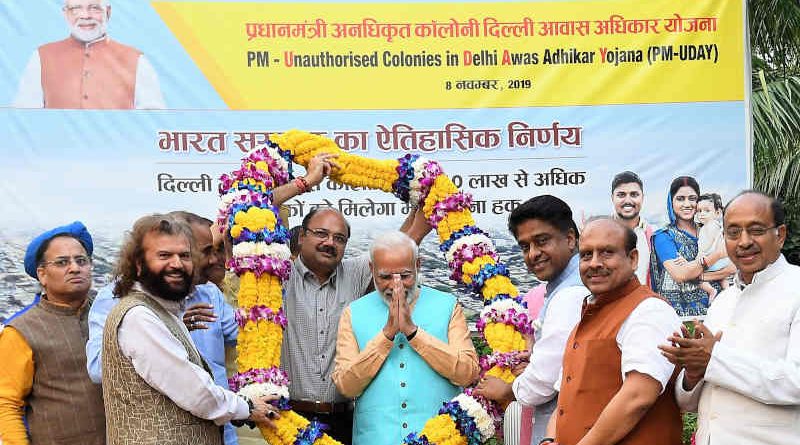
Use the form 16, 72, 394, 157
483, 322, 527, 353
237, 272, 259, 308
233, 207, 277, 233
420, 414, 467, 445
255, 274, 283, 309
486, 365, 516, 383
238, 320, 284, 370
481, 275, 519, 300
461, 255, 497, 283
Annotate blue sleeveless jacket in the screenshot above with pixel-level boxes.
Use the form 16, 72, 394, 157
350, 286, 461, 445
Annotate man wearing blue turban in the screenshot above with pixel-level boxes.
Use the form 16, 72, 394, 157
0, 221, 106, 445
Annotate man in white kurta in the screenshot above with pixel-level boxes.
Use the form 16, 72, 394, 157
660, 191, 800, 445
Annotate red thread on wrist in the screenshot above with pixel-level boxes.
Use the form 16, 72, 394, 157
294, 177, 308, 194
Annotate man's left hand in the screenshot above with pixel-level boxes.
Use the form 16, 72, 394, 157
182, 303, 217, 331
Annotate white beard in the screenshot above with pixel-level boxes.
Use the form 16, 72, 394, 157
70, 18, 107, 43
377, 276, 422, 305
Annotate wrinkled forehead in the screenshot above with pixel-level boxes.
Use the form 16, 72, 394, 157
64, 0, 109, 10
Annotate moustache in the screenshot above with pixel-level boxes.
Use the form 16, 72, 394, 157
317, 245, 337, 256
76, 19, 101, 25
584, 267, 611, 278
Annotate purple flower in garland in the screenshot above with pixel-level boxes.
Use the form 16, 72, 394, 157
234, 306, 288, 329
293, 419, 329, 445
392, 154, 420, 202
448, 243, 498, 283
428, 192, 473, 228
478, 351, 528, 373
438, 401, 482, 445
266, 139, 295, 178
227, 255, 293, 280
469, 262, 510, 293
271, 396, 292, 411
219, 164, 278, 194
402, 433, 432, 445
486, 293, 528, 308
463, 388, 504, 431
243, 145, 291, 185
416, 160, 444, 204
439, 226, 492, 253
229, 366, 290, 392
229, 225, 291, 245
475, 308, 535, 337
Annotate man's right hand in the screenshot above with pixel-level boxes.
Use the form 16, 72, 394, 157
182, 303, 216, 331
305, 153, 340, 187
247, 394, 281, 427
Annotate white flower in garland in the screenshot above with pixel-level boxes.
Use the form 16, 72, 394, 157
238, 382, 290, 401
453, 393, 495, 440
408, 157, 430, 207
232, 242, 292, 259
480, 298, 527, 320
444, 234, 496, 264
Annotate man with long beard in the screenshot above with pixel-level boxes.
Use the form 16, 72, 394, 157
102, 214, 275, 445
14, 0, 165, 109
332, 231, 479, 445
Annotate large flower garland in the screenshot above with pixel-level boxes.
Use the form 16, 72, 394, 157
220, 130, 530, 445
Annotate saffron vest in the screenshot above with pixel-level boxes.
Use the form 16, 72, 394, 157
555, 279, 682, 445
350, 287, 461, 445
102, 291, 222, 445
9, 296, 105, 445
38, 37, 140, 109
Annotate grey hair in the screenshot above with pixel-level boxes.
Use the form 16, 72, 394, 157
64, 0, 110, 7
369, 231, 418, 263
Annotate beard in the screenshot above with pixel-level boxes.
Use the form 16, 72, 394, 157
139, 265, 194, 302
615, 207, 639, 221
70, 18, 107, 43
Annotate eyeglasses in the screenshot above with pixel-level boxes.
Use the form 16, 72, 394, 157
64, 4, 105, 15
305, 227, 348, 245
724, 225, 779, 240
40, 255, 92, 269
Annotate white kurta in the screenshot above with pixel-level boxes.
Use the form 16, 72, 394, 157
676, 255, 800, 445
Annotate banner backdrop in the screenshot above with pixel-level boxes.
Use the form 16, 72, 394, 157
0, 0, 750, 321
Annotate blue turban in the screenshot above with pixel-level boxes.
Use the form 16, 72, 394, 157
24, 221, 94, 279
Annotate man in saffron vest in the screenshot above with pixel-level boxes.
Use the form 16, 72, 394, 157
544, 217, 682, 445
333, 231, 479, 445
13, 0, 165, 109
0, 221, 105, 445
102, 214, 275, 445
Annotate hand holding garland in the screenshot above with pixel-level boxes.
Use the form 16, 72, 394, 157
271, 152, 340, 206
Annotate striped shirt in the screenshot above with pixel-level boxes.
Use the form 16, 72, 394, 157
280, 254, 372, 402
